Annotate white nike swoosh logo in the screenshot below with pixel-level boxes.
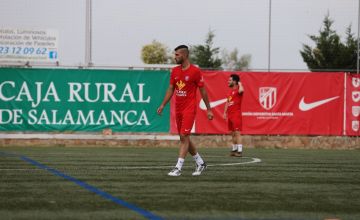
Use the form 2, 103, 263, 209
299, 96, 339, 111
199, 98, 227, 110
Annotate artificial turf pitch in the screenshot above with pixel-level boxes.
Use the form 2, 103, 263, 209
0, 147, 359, 220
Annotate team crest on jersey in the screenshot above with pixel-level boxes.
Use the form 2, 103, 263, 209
176, 80, 186, 90
185, 76, 189, 81
259, 87, 277, 110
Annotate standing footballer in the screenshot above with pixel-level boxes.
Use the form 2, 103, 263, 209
223, 74, 244, 157
157, 45, 213, 176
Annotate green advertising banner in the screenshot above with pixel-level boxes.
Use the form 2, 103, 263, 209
0, 68, 170, 132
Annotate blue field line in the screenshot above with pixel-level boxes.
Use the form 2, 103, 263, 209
0, 151, 163, 220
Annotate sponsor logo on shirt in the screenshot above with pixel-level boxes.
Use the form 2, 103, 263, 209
176, 90, 187, 97
227, 96, 234, 106
176, 80, 186, 90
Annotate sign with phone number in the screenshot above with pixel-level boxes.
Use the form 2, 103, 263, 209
0, 28, 58, 62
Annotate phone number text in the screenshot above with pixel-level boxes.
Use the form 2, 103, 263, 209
0, 46, 47, 55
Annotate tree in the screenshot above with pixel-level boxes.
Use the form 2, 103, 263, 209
222, 48, 251, 71
300, 14, 358, 72
141, 40, 170, 64
190, 30, 222, 69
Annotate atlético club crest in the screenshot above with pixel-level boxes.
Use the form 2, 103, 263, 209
353, 106, 360, 117
353, 91, 360, 102
352, 77, 360, 88
352, 120, 359, 132
259, 87, 277, 110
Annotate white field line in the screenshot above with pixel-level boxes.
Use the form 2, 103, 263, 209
0, 157, 261, 171
113, 157, 261, 169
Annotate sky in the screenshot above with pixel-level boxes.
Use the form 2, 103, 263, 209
0, 0, 358, 70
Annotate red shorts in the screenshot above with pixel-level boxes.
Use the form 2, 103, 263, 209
176, 112, 195, 135
228, 115, 242, 132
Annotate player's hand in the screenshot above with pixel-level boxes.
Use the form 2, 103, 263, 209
157, 105, 164, 115
207, 109, 214, 120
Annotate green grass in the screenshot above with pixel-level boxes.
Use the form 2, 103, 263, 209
1, 147, 360, 220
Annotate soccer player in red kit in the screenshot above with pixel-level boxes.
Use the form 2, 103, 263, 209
157, 45, 213, 176
223, 74, 244, 157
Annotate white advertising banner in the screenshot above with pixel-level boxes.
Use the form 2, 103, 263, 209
0, 28, 58, 62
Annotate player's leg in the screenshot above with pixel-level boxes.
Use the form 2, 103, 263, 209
181, 112, 195, 157
178, 112, 194, 159
230, 116, 243, 157
228, 119, 238, 156
181, 113, 206, 176
188, 139, 197, 156
189, 139, 205, 166
168, 112, 198, 176
191, 147, 207, 176
188, 138, 207, 176
231, 131, 237, 150
179, 134, 190, 159
168, 113, 185, 176
233, 130, 243, 156
229, 116, 242, 157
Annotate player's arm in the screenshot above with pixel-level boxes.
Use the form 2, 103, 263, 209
238, 81, 244, 94
199, 87, 214, 120
157, 84, 175, 115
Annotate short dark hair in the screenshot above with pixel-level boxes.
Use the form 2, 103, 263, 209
230, 74, 240, 83
174, 45, 188, 51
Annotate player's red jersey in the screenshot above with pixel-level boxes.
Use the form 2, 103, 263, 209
227, 86, 243, 117
170, 64, 204, 113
